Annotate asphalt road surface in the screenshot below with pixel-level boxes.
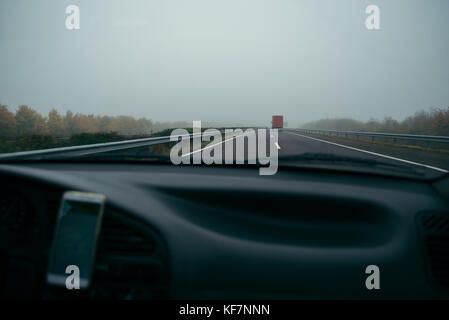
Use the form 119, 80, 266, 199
186, 129, 449, 176
279, 130, 448, 172
74, 128, 449, 177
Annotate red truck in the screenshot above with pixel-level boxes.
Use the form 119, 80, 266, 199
272, 115, 284, 129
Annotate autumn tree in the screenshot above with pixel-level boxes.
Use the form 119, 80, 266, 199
432, 107, 449, 136
95, 116, 113, 133
136, 118, 152, 134
381, 116, 400, 133
0, 104, 17, 137
15, 105, 49, 135
71, 113, 98, 134
47, 109, 66, 136
108, 116, 138, 135
63, 111, 75, 136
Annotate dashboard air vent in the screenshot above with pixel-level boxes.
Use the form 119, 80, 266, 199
419, 211, 449, 290
98, 215, 156, 255
92, 209, 168, 299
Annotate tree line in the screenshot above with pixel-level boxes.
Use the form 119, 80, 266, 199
0, 104, 202, 153
301, 107, 449, 136
0, 104, 154, 137
0, 104, 201, 138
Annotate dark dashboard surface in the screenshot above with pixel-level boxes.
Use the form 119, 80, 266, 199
0, 163, 448, 299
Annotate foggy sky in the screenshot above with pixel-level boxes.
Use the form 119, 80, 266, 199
1, 0, 448, 127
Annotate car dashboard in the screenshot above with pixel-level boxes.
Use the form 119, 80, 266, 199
0, 162, 448, 300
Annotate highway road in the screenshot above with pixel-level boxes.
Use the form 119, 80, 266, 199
5, 128, 446, 177
179, 129, 449, 176
279, 130, 449, 172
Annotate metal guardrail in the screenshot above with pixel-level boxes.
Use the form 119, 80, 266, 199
3, 128, 448, 160
294, 129, 449, 144
0, 132, 210, 160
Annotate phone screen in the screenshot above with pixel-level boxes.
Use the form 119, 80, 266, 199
46, 192, 105, 289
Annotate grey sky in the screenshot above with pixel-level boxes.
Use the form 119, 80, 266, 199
1, 0, 448, 127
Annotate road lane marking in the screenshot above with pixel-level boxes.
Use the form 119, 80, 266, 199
289, 132, 448, 173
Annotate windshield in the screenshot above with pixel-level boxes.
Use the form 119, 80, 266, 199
1, 0, 448, 178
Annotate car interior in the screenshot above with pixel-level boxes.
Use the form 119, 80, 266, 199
1, 161, 448, 300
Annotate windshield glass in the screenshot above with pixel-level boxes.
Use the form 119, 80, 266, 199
1, 0, 448, 178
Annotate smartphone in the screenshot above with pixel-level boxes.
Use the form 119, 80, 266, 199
46, 191, 106, 290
